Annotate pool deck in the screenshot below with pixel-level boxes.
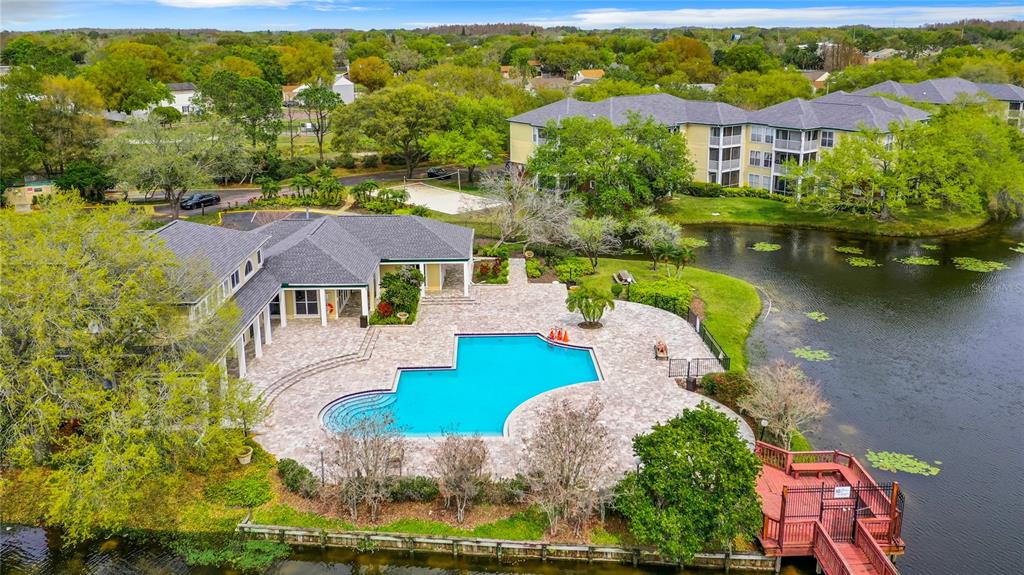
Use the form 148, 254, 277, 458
248, 258, 753, 483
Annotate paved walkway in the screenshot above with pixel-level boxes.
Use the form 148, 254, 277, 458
251, 258, 752, 484
395, 182, 504, 214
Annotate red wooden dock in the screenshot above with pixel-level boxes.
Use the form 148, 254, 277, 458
754, 442, 905, 575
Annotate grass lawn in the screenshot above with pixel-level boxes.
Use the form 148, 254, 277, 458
428, 208, 501, 239
576, 258, 761, 369
660, 196, 990, 237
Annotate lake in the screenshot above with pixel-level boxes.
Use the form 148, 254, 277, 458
687, 221, 1024, 575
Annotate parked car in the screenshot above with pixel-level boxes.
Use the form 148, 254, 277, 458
180, 193, 221, 210
426, 167, 453, 180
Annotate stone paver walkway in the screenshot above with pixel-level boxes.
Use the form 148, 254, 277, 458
251, 258, 751, 484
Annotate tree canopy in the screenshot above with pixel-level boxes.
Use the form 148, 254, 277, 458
615, 403, 763, 562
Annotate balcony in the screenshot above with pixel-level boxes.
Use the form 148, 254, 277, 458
708, 159, 741, 172
775, 139, 802, 151
710, 135, 743, 147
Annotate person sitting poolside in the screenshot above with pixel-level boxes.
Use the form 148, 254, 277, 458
654, 339, 669, 359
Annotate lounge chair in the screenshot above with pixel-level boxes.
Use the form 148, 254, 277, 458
614, 270, 636, 285
654, 340, 669, 360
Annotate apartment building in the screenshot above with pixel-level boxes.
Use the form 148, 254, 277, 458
854, 77, 1024, 129
507, 91, 929, 194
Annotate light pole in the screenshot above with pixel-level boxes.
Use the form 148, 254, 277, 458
759, 419, 768, 442
318, 446, 325, 486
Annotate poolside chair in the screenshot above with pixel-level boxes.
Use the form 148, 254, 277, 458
654, 339, 669, 360
614, 270, 636, 285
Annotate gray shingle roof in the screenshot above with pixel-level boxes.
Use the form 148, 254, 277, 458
747, 92, 929, 132
153, 220, 269, 284
508, 94, 748, 127
339, 215, 475, 261
232, 268, 280, 332
854, 77, 1024, 104
259, 217, 380, 286
165, 82, 196, 92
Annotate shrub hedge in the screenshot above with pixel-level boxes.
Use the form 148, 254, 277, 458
682, 182, 790, 202
627, 278, 694, 317
277, 458, 319, 498
701, 371, 754, 408
389, 476, 441, 502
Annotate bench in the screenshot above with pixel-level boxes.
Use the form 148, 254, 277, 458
613, 270, 635, 285
789, 462, 846, 479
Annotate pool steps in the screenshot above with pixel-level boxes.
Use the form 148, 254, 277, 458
262, 326, 380, 405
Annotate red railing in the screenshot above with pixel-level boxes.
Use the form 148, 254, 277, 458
762, 514, 781, 543
755, 441, 790, 470
855, 521, 900, 575
812, 522, 854, 575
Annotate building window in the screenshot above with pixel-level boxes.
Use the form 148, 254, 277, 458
748, 174, 760, 188
821, 131, 835, 148
708, 172, 717, 184
222, 279, 230, 297
230, 270, 240, 289
763, 152, 773, 168
884, 134, 894, 151
244, 260, 253, 277
751, 126, 762, 143
721, 170, 739, 187
257, 250, 262, 264
749, 150, 762, 166
294, 290, 320, 316
1010, 102, 1021, 111
711, 126, 721, 137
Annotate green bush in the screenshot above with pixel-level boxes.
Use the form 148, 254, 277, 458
554, 257, 592, 282
610, 283, 624, 298
330, 154, 357, 169
381, 152, 405, 166
204, 475, 273, 509
362, 198, 403, 214
362, 154, 379, 168
701, 371, 753, 407
277, 158, 315, 179
476, 243, 510, 258
389, 476, 440, 502
525, 258, 543, 278
478, 475, 529, 505
628, 278, 694, 317
277, 458, 319, 498
474, 258, 508, 284
682, 182, 790, 202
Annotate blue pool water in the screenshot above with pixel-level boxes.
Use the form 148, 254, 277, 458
321, 335, 600, 435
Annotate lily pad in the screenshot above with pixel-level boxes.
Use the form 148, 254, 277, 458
846, 256, 880, 267
751, 242, 781, 252
896, 256, 940, 266
920, 244, 941, 251
834, 246, 864, 255
1010, 243, 1024, 254
680, 237, 709, 249
791, 347, 833, 361
952, 257, 1008, 272
805, 311, 829, 322
865, 450, 941, 476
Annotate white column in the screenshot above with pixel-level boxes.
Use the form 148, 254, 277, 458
279, 289, 287, 327
236, 337, 247, 378
253, 320, 263, 359
419, 264, 426, 296
263, 305, 272, 345
333, 290, 339, 319
463, 260, 470, 296
360, 287, 369, 317
319, 288, 327, 326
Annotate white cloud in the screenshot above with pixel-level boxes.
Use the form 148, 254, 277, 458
527, 5, 1024, 28
0, 0, 65, 24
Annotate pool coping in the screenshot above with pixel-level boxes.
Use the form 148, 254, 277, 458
317, 332, 605, 438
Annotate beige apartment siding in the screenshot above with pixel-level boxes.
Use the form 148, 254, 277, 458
425, 264, 443, 292
682, 124, 711, 182
509, 122, 536, 165
283, 290, 295, 319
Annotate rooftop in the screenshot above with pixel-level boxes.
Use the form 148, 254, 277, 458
855, 77, 1024, 104
153, 220, 269, 292
749, 91, 930, 131
509, 93, 748, 127
165, 82, 196, 92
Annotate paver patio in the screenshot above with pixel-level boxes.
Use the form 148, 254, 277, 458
250, 258, 753, 483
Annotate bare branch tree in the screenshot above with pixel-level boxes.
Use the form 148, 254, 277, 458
479, 168, 578, 248
523, 397, 612, 536
567, 216, 621, 272
432, 432, 489, 523
321, 412, 406, 522
739, 360, 831, 449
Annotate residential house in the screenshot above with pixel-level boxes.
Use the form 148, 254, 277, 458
799, 70, 831, 92
854, 77, 1024, 129
865, 48, 902, 63
102, 82, 198, 122
292, 73, 356, 104
3, 177, 54, 213
572, 69, 605, 85
507, 91, 929, 192
527, 76, 571, 94
154, 214, 474, 377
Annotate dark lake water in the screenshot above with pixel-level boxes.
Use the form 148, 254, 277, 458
3, 221, 1020, 575
687, 221, 1024, 575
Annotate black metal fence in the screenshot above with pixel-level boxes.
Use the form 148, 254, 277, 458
637, 294, 732, 372
783, 483, 904, 543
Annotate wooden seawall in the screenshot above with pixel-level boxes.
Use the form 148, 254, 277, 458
237, 522, 779, 572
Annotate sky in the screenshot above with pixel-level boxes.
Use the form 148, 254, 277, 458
1, 0, 1023, 31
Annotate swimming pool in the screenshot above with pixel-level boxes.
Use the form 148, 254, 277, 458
320, 334, 601, 436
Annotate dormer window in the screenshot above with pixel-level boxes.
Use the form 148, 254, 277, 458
245, 260, 253, 277
257, 250, 262, 264
231, 270, 240, 288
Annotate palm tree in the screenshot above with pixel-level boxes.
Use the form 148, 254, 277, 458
292, 173, 315, 195
565, 286, 616, 328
